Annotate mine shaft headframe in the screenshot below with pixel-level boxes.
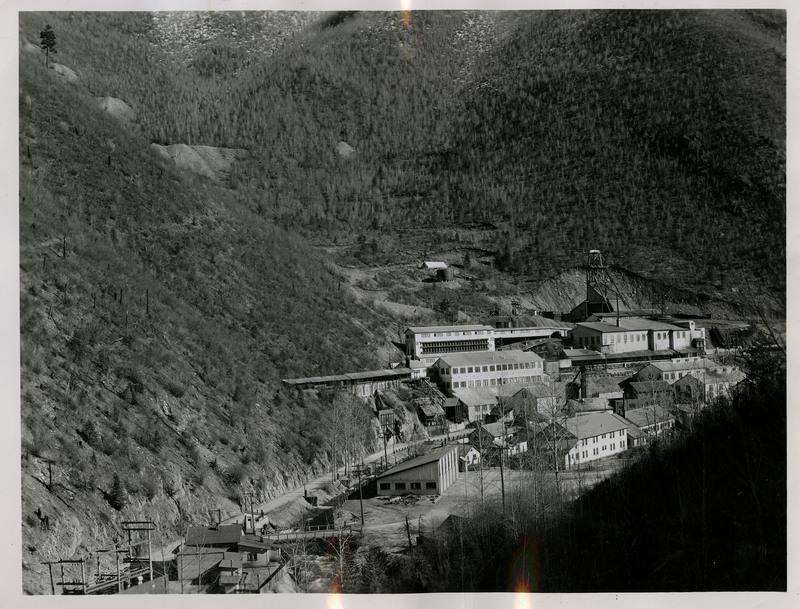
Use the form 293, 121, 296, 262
586, 249, 610, 287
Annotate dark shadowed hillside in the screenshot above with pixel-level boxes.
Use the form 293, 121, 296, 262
376, 351, 786, 593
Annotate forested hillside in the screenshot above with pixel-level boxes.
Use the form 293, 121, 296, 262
19, 17, 390, 592
18, 9, 785, 594
19, 10, 785, 295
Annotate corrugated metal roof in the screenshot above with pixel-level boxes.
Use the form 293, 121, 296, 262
588, 310, 661, 321
477, 422, 519, 438
603, 349, 671, 362
565, 398, 610, 413
452, 387, 499, 407
436, 351, 543, 367
573, 322, 628, 333
185, 524, 242, 547
406, 324, 492, 334
674, 373, 704, 387
282, 368, 412, 386
237, 536, 274, 552
627, 380, 673, 394
584, 375, 627, 397
648, 358, 718, 372
561, 348, 605, 359
624, 405, 674, 428
377, 445, 458, 479
417, 401, 445, 417
613, 318, 682, 331
563, 411, 629, 439
422, 261, 448, 269
503, 382, 567, 399
623, 423, 645, 438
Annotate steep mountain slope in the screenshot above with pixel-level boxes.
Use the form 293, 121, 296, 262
442, 10, 785, 281
18, 28, 392, 593
18, 10, 784, 299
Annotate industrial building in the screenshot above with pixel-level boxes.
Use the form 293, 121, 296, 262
282, 367, 414, 397
404, 324, 568, 366
405, 324, 496, 365
632, 358, 735, 383
376, 444, 459, 496
569, 316, 706, 356
431, 350, 546, 393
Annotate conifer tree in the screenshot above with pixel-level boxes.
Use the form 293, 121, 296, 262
39, 24, 56, 67
108, 473, 128, 511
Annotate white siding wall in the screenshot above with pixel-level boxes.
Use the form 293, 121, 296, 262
377, 448, 459, 496
566, 428, 627, 467
439, 359, 545, 389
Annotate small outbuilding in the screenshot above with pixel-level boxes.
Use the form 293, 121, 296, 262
376, 444, 459, 496
185, 524, 243, 548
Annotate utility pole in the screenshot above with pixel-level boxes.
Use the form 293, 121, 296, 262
499, 417, 506, 514
357, 462, 365, 526
383, 424, 390, 469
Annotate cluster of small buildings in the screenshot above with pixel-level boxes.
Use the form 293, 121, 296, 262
399, 313, 744, 473
171, 524, 287, 594
282, 273, 747, 492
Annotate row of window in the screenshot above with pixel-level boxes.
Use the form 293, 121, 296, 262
576, 330, 688, 347
420, 340, 489, 354
663, 371, 690, 381
575, 441, 622, 462
443, 362, 540, 375
418, 331, 487, 338
379, 481, 437, 491
579, 429, 625, 447
451, 375, 540, 389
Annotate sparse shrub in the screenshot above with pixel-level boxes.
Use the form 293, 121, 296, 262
161, 470, 182, 498
66, 323, 100, 361
134, 416, 165, 454
106, 473, 128, 511
224, 463, 247, 487
141, 473, 161, 501
116, 365, 145, 394
98, 433, 119, 456
69, 465, 96, 491
77, 419, 99, 446
194, 462, 210, 488
22, 417, 50, 457
162, 376, 187, 398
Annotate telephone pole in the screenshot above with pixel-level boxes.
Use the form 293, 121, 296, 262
356, 462, 365, 525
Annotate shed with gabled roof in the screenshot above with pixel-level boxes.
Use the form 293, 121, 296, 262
376, 444, 459, 496
185, 524, 242, 548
